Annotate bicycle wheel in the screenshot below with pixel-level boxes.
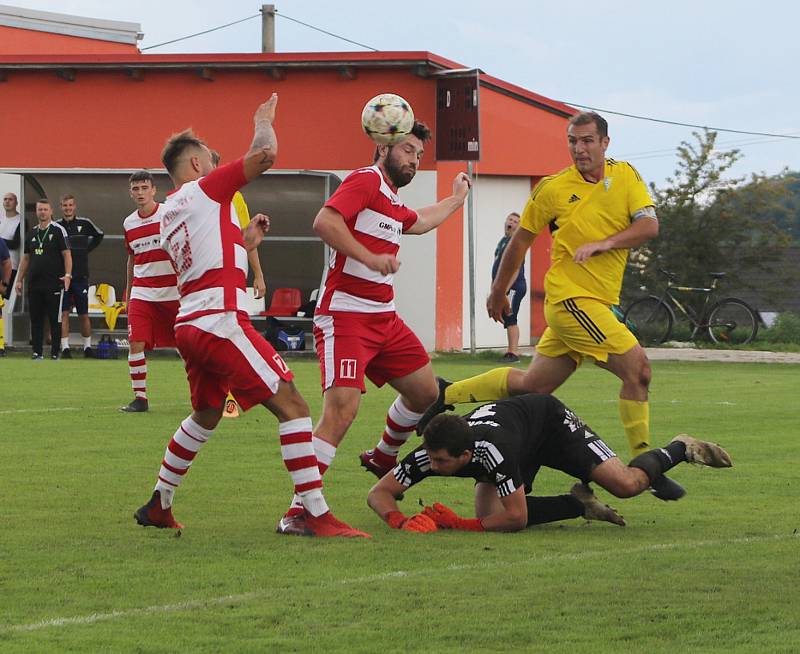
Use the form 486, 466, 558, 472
622, 297, 673, 346
706, 298, 759, 345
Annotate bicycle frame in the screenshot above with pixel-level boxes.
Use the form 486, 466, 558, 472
654, 274, 724, 338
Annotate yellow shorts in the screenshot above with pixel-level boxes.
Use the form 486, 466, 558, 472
536, 297, 638, 365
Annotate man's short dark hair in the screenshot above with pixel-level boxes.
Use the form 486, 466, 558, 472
568, 111, 608, 139
36, 198, 51, 206
161, 129, 207, 176
423, 413, 474, 457
373, 120, 433, 162
129, 170, 154, 185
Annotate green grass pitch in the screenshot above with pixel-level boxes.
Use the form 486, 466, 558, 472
1, 354, 798, 653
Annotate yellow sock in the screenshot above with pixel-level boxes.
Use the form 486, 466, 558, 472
619, 398, 650, 456
445, 367, 513, 405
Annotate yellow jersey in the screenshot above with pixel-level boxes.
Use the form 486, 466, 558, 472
233, 191, 250, 229
520, 159, 653, 305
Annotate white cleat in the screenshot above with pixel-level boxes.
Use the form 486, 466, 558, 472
570, 483, 626, 527
672, 434, 733, 468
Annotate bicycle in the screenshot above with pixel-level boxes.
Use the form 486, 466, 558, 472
622, 270, 759, 346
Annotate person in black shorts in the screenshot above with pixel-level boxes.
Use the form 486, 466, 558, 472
492, 212, 526, 363
57, 194, 104, 358
367, 394, 732, 532
15, 199, 72, 360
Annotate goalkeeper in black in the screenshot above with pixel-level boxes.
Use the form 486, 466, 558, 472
367, 394, 732, 533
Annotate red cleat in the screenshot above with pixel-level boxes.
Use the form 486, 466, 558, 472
276, 512, 312, 537
305, 511, 370, 538
134, 491, 184, 529
358, 449, 394, 479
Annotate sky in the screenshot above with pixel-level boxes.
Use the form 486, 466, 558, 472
8, 0, 800, 187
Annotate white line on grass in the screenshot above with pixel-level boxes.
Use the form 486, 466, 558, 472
0, 403, 188, 415
4, 531, 797, 634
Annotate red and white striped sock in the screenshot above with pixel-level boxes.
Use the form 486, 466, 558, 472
280, 418, 329, 518
287, 436, 337, 516
129, 352, 147, 400
372, 396, 422, 469
154, 416, 213, 509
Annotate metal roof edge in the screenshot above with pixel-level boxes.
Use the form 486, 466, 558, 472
0, 4, 142, 44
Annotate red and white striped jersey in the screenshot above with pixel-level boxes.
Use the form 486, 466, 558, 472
123, 203, 179, 303
317, 165, 418, 315
160, 158, 249, 325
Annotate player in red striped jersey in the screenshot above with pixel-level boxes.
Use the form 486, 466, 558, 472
277, 120, 472, 534
134, 94, 367, 538
121, 171, 180, 413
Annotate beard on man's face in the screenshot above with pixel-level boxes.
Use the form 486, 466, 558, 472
384, 148, 416, 188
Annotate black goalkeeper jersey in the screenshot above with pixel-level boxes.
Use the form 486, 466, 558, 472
23, 221, 70, 290
394, 394, 585, 497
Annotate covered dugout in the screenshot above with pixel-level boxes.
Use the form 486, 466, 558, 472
1, 168, 337, 342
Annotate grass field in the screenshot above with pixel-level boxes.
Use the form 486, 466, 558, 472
1, 353, 798, 653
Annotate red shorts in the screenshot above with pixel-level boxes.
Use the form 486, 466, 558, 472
127, 299, 179, 350
175, 312, 293, 412
313, 312, 429, 392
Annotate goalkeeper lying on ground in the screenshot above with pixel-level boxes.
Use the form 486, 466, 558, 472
367, 393, 732, 532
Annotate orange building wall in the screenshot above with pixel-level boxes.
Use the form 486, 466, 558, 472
434, 161, 468, 350
0, 67, 437, 170
0, 25, 138, 55
478, 86, 573, 176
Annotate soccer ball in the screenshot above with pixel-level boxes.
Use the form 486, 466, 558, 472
361, 93, 415, 145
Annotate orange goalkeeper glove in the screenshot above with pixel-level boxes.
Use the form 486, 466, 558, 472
384, 511, 438, 532
423, 503, 484, 531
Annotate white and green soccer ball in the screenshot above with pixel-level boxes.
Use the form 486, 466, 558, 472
361, 93, 415, 145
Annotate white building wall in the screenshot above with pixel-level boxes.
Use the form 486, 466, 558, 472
463, 175, 533, 350
326, 169, 438, 350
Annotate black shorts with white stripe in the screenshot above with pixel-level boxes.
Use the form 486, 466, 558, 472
521, 406, 617, 490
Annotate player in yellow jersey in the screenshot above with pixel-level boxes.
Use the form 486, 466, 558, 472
418, 111, 683, 501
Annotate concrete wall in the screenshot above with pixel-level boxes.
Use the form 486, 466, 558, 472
463, 175, 532, 350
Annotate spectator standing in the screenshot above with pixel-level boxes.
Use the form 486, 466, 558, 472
57, 194, 104, 358
0, 192, 24, 299
492, 212, 526, 362
15, 199, 72, 360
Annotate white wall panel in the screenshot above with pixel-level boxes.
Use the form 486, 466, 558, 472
462, 175, 532, 350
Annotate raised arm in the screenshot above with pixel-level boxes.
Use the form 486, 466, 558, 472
242, 93, 279, 182
405, 172, 472, 235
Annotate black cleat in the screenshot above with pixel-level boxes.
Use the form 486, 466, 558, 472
61, 348, 72, 359
83, 346, 94, 358
650, 474, 686, 501
415, 377, 454, 436
498, 352, 520, 363
120, 398, 149, 413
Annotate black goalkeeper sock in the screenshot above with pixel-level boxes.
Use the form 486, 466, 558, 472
629, 440, 688, 483
525, 494, 583, 526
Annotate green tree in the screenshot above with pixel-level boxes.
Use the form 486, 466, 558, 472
622, 129, 796, 307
